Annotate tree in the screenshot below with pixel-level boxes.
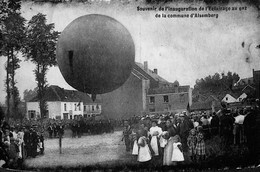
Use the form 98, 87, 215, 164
23, 13, 59, 118
0, 0, 22, 52
23, 87, 38, 102
193, 71, 240, 101
1, 0, 25, 121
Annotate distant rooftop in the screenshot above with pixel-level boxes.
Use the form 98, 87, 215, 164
134, 62, 169, 83
29, 85, 101, 104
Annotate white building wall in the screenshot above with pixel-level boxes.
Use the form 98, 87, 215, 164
61, 102, 84, 119
83, 104, 102, 115
26, 101, 61, 119
26, 102, 40, 119
27, 101, 100, 119
237, 93, 247, 102
47, 102, 61, 119
222, 94, 237, 103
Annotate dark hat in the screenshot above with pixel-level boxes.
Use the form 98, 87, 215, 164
164, 116, 170, 121
151, 119, 158, 124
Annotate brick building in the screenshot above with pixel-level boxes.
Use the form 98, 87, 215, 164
101, 61, 192, 119
147, 85, 192, 113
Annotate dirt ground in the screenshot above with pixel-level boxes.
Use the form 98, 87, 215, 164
23, 130, 260, 171
24, 131, 137, 168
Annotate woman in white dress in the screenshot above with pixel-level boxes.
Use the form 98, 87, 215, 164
163, 119, 179, 166
171, 135, 184, 162
149, 121, 162, 156
131, 128, 139, 156
17, 128, 24, 159
137, 128, 152, 163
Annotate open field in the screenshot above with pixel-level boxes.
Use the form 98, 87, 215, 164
22, 130, 260, 171
24, 131, 137, 168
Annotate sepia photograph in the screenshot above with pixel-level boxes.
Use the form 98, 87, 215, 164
0, 0, 260, 171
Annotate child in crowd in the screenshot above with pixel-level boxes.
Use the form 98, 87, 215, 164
131, 128, 139, 156
149, 120, 162, 156
171, 135, 184, 163
137, 129, 152, 164
187, 129, 197, 162
195, 126, 206, 162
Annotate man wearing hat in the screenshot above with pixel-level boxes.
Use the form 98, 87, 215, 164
31, 126, 39, 158
179, 113, 193, 152
122, 120, 132, 152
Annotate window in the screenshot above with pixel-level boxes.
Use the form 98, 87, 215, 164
179, 94, 185, 102
70, 115, 73, 119
150, 96, 155, 104
92, 106, 95, 111
78, 104, 81, 111
96, 105, 99, 109
63, 113, 68, 120
163, 95, 169, 103
149, 108, 155, 112
84, 105, 87, 112
75, 104, 77, 111
64, 103, 67, 111
226, 97, 228, 101
28, 110, 36, 119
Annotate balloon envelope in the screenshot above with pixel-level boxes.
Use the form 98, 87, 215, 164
56, 14, 135, 95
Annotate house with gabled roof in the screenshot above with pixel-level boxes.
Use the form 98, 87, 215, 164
26, 85, 102, 120
101, 61, 192, 119
190, 95, 222, 112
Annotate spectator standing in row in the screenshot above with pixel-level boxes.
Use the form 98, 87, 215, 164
47, 125, 53, 138
122, 120, 132, 152
210, 112, 219, 136
187, 129, 197, 162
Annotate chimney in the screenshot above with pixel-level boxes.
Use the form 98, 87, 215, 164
154, 69, 158, 74
144, 61, 148, 72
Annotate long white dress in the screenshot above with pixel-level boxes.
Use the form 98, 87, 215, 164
17, 132, 24, 158
149, 126, 162, 156
132, 140, 139, 155
137, 136, 152, 162
171, 142, 184, 162
160, 131, 168, 148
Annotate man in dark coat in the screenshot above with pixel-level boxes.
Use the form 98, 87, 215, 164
244, 108, 257, 165
179, 113, 192, 152
122, 120, 132, 152
47, 124, 53, 138
220, 110, 235, 148
31, 127, 39, 158
210, 112, 220, 136
23, 127, 32, 158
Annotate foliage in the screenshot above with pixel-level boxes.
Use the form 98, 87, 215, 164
1, 0, 25, 121
23, 87, 38, 102
193, 72, 240, 102
23, 13, 60, 118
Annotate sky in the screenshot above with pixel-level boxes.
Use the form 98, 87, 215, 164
0, 0, 260, 104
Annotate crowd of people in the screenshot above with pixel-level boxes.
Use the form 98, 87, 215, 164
0, 103, 259, 169
122, 104, 260, 167
46, 118, 118, 138
0, 108, 45, 169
